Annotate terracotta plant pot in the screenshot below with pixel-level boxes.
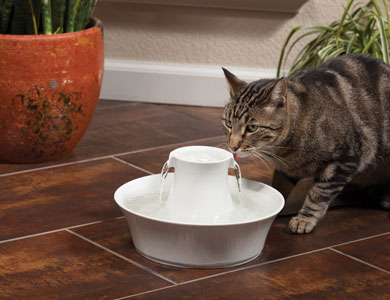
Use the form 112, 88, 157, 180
0, 18, 104, 163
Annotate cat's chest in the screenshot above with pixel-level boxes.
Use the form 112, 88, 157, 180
273, 149, 318, 179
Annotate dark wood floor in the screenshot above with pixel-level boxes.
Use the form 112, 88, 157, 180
1, 100, 389, 300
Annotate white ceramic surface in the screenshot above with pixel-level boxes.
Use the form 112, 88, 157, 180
165, 146, 236, 219
114, 173, 285, 268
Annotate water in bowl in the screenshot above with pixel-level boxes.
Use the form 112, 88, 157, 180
124, 188, 274, 225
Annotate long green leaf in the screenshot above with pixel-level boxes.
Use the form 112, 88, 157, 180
0, 0, 14, 34
0, 0, 4, 26
41, 0, 52, 34
335, 0, 355, 47
84, 0, 95, 28
328, 48, 346, 59
276, 25, 332, 77
382, 0, 390, 37
74, 0, 88, 31
65, 0, 75, 32
10, 0, 25, 34
318, 44, 336, 59
52, 0, 66, 33
374, 15, 389, 63
346, 34, 358, 53
371, 0, 383, 17
362, 30, 380, 53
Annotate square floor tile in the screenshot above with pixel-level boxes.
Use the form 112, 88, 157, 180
334, 233, 390, 271
0, 158, 145, 241
0, 231, 171, 299
72, 207, 390, 284
131, 250, 389, 299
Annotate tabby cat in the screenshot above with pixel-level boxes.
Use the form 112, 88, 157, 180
222, 54, 390, 234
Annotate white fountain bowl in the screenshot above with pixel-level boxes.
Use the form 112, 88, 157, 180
114, 174, 284, 269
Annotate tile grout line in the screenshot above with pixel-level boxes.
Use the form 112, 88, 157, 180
0, 135, 224, 178
0, 223, 388, 298
112, 135, 225, 158
329, 247, 390, 274
326, 231, 390, 249
111, 247, 333, 300
110, 157, 153, 175
0, 219, 108, 244
110, 231, 390, 300
95, 102, 140, 111
0, 216, 127, 245
66, 229, 178, 286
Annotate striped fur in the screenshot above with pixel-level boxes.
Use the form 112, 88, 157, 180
222, 54, 390, 234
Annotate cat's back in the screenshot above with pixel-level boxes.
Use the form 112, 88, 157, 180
288, 54, 390, 93
288, 54, 390, 160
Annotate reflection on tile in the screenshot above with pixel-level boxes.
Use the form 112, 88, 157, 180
0, 231, 171, 299
132, 250, 389, 300
0, 158, 146, 241
72, 207, 390, 283
335, 233, 390, 271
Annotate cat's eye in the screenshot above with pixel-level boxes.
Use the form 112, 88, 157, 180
247, 124, 259, 132
225, 119, 233, 128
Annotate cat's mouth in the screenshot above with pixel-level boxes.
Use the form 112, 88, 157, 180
231, 148, 253, 158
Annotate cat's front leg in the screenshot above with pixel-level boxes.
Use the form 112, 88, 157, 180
289, 161, 358, 234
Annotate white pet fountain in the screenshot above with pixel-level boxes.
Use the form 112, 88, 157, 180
114, 146, 284, 268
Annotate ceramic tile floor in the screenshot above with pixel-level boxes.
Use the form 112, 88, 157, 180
0, 100, 389, 300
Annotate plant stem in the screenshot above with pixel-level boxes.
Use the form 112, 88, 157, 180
41, 0, 52, 34
26, 0, 38, 35
0, 0, 14, 34
381, 0, 390, 37
335, 0, 354, 47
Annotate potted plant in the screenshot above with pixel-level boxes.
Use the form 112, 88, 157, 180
277, 0, 390, 76
0, 0, 103, 163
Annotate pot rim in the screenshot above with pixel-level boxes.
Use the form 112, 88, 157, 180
0, 17, 103, 39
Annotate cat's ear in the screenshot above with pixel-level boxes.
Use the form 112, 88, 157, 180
270, 78, 287, 107
222, 68, 247, 99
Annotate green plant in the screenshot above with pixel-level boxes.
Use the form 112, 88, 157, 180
277, 0, 390, 77
0, 0, 97, 35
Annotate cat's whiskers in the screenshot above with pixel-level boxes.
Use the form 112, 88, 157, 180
254, 152, 274, 173
256, 149, 288, 169
260, 145, 296, 150
251, 151, 275, 172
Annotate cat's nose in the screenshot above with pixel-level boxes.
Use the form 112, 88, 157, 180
230, 145, 239, 152
229, 139, 241, 152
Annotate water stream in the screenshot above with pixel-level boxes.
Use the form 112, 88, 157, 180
159, 160, 170, 205
158, 157, 243, 206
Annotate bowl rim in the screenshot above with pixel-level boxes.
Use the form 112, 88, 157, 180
169, 145, 233, 165
114, 174, 285, 227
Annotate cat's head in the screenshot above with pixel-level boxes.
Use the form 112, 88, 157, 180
222, 68, 289, 157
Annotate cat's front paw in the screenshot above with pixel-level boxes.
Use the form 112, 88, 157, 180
289, 215, 318, 234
